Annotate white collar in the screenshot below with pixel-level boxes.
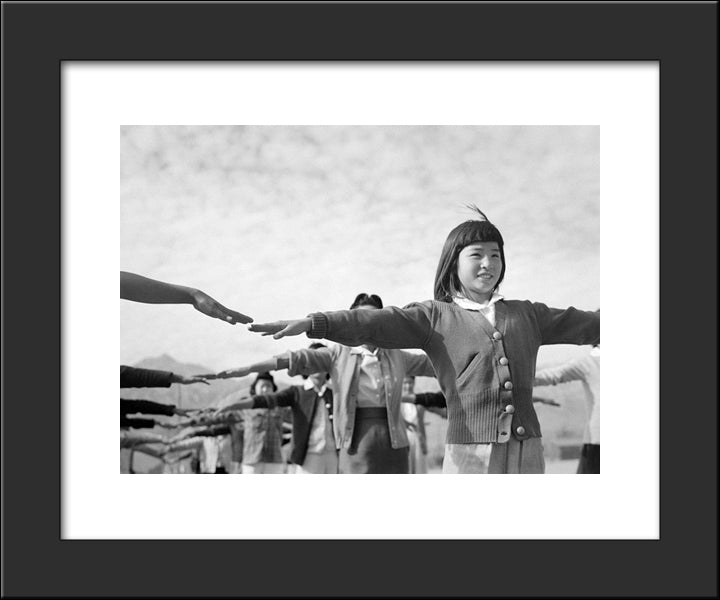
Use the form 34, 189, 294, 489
452, 292, 504, 311
350, 345, 380, 357
303, 379, 328, 395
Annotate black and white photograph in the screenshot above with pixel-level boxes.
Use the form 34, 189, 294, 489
119, 125, 600, 477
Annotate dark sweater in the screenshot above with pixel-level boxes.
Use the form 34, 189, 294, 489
309, 300, 599, 444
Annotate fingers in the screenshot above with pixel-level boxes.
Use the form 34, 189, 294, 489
195, 294, 252, 325
215, 370, 242, 379
248, 322, 282, 334
223, 308, 253, 325
211, 300, 253, 325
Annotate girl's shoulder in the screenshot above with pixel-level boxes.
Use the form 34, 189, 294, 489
502, 298, 536, 310
401, 299, 436, 309
413, 298, 535, 312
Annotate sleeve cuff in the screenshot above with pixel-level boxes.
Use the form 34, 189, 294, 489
307, 313, 328, 339
273, 351, 291, 371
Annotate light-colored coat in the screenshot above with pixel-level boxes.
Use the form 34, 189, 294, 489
287, 344, 436, 450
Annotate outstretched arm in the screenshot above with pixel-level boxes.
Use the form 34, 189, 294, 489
532, 396, 561, 407
172, 410, 243, 427
199, 356, 290, 380
403, 392, 447, 408
120, 271, 252, 325
248, 318, 313, 340
164, 437, 205, 453
168, 424, 231, 444
534, 359, 588, 387
120, 430, 169, 448
120, 366, 208, 388
249, 303, 433, 350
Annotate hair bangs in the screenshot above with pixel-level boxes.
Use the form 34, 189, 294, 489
433, 216, 506, 302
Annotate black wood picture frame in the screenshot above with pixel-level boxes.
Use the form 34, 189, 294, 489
2, 2, 717, 597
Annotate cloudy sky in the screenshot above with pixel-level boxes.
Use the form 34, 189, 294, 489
121, 125, 599, 372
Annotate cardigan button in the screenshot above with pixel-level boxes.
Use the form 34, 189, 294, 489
499, 357, 509, 365
325, 403, 332, 409
503, 381, 513, 390
328, 414, 334, 420
505, 405, 515, 414
516, 426, 526, 435
492, 331, 502, 340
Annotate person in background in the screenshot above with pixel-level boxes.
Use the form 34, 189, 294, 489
213, 293, 437, 474
215, 343, 337, 474
401, 376, 429, 474
238, 372, 288, 474
533, 344, 600, 473
121, 271, 252, 325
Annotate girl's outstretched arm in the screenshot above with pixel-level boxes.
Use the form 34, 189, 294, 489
248, 319, 313, 340
120, 430, 168, 448
120, 271, 252, 325
199, 356, 290, 380
534, 358, 589, 386
250, 303, 434, 350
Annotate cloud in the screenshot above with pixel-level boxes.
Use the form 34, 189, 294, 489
122, 126, 599, 369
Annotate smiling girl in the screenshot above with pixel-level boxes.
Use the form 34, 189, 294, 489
249, 208, 599, 474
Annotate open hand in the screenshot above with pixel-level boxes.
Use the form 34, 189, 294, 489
192, 290, 253, 325
172, 374, 210, 386
248, 318, 312, 340
218, 366, 253, 379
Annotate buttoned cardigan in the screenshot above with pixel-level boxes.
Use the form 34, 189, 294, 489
308, 300, 599, 444
285, 345, 436, 450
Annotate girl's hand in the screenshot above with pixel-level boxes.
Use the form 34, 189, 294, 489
248, 318, 312, 339
191, 289, 253, 325
193, 372, 217, 380
171, 374, 210, 386
214, 366, 253, 379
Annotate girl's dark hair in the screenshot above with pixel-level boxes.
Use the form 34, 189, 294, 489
349, 293, 383, 310
250, 371, 277, 395
433, 206, 506, 302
